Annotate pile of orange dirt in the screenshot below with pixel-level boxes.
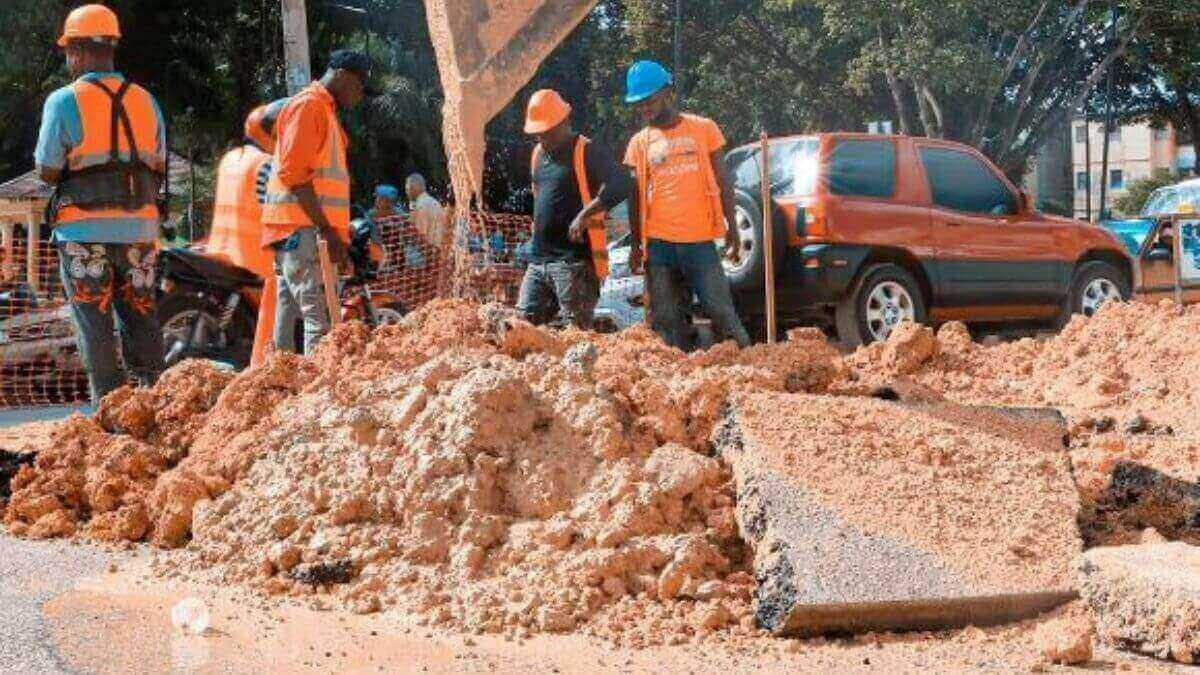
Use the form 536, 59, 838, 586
7, 300, 847, 644
844, 300, 1200, 546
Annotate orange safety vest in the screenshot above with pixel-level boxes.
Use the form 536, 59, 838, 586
261, 84, 350, 245
55, 77, 162, 227
206, 146, 273, 278
631, 120, 726, 246
531, 136, 609, 278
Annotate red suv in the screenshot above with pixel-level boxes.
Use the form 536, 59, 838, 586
722, 133, 1132, 344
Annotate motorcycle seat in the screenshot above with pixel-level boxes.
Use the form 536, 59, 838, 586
160, 247, 262, 289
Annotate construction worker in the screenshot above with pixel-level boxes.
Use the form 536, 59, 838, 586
520, 89, 630, 329
406, 174, 447, 250
623, 60, 750, 349
261, 50, 374, 354
35, 5, 167, 404
368, 184, 400, 220
205, 110, 278, 280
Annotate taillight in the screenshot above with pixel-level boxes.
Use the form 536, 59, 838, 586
804, 201, 828, 237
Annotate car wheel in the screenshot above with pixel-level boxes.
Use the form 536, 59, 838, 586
835, 263, 928, 348
1059, 261, 1130, 327
723, 191, 787, 293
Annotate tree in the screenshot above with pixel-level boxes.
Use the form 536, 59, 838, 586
1113, 167, 1175, 216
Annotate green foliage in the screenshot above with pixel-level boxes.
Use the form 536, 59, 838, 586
1113, 168, 1176, 216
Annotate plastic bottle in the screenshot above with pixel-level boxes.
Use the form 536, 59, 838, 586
170, 597, 210, 635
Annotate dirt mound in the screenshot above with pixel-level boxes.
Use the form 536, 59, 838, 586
846, 302, 1200, 546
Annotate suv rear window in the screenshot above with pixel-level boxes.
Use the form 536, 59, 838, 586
829, 139, 895, 198
727, 138, 819, 197
920, 147, 1017, 215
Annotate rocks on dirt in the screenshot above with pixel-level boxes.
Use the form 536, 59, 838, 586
1035, 616, 1094, 665
1079, 543, 1200, 664
291, 559, 356, 586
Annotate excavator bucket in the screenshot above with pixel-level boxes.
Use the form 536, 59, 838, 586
424, 0, 599, 206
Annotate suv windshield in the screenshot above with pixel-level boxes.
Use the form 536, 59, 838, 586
727, 137, 819, 198
1143, 185, 1200, 216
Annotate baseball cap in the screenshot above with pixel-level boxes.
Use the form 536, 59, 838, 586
328, 50, 381, 97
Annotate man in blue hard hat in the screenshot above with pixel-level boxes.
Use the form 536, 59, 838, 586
623, 60, 750, 350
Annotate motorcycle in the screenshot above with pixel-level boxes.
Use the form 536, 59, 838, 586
157, 219, 406, 369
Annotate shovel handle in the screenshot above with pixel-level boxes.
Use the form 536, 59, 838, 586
317, 238, 342, 326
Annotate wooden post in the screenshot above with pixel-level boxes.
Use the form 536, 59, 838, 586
281, 0, 312, 95
317, 238, 342, 326
760, 132, 777, 344
26, 213, 40, 295
1174, 216, 1185, 307
1, 219, 13, 282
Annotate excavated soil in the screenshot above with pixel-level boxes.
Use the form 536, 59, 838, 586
5, 298, 1200, 648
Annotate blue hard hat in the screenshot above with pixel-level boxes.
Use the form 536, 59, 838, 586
375, 184, 399, 201
625, 60, 673, 104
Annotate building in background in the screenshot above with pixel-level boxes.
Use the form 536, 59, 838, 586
1071, 118, 1196, 221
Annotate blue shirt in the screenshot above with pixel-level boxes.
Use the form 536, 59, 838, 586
34, 72, 166, 244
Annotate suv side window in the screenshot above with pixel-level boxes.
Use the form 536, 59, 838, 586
829, 139, 895, 198
920, 147, 1017, 216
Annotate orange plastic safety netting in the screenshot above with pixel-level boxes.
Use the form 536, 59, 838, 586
0, 211, 535, 409
0, 236, 90, 408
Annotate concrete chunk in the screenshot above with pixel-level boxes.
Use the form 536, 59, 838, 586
716, 393, 1082, 636
1079, 543, 1200, 664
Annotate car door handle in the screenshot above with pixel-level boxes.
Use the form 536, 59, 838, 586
945, 221, 964, 227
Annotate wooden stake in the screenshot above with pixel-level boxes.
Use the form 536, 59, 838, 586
317, 238, 342, 326
760, 132, 777, 344
1174, 216, 1184, 307
26, 214, 40, 295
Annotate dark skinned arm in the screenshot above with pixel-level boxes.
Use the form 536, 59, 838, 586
709, 150, 740, 262
626, 168, 644, 273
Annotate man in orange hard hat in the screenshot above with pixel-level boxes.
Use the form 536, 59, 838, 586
261, 50, 375, 354
35, 4, 167, 404
521, 89, 630, 329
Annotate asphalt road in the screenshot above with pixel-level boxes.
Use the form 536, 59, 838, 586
0, 405, 90, 428
0, 536, 114, 675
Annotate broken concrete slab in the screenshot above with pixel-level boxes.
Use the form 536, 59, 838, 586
715, 392, 1081, 636
1079, 543, 1200, 664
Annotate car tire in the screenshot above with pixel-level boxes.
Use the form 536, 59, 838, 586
724, 191, 787, 293
835, 263, 928, 348
1057, 261, 1130, 328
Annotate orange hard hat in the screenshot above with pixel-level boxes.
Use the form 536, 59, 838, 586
58, 4, 121, 47
524, 89, 571, 134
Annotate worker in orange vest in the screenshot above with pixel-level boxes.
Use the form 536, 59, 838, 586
35, 5, 167, 403
205, 111, 278, 280
623, 61, 750, 349
521, 89, 630, 329
261, 50, 374, 354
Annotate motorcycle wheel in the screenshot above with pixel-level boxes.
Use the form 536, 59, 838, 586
158, 293, 254, 369
373, 302, 407, 327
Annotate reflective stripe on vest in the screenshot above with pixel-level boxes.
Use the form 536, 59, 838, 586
57, 78, 161, 227
207, 146, 273, 278
261, 88, 351, 244
531, 136, 609, 279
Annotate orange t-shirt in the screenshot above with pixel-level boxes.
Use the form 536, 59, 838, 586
624, 113, 726, 243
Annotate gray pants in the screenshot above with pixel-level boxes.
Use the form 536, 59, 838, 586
646, 239, 750, 350
57, 241, 166, 404
272, 227, 331, 354
517, 259, 599, 329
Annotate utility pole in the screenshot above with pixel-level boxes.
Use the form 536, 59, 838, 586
1098, 0, 1117, 222
673, 0, 682, 95
282, 0, 312, 95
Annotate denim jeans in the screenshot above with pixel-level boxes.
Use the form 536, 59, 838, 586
272, 227, 331, 354
517, 259, 599, 329
645, 239, 750, 350
57, 241, 166, 404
